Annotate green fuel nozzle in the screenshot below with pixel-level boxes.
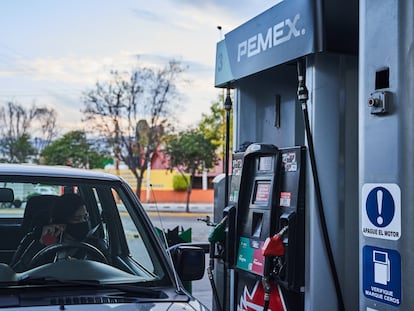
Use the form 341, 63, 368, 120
208, 216, 228, 243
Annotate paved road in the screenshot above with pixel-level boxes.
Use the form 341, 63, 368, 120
147, 211, 214, 310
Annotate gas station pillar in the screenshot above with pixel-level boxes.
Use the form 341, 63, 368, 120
359, 0, 414, 310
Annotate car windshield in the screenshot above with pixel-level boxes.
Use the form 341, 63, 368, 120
0, 172, 171, 288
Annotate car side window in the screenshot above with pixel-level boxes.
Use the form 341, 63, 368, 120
113, 188, 155, 273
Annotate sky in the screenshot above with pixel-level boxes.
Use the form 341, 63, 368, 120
0, 0, 276, 134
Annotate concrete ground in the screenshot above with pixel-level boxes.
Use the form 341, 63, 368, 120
142, 202, 213, 214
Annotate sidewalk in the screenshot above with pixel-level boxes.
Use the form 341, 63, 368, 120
142, 202, 213, 214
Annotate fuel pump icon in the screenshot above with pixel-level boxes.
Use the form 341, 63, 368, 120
373, 250, 390, 285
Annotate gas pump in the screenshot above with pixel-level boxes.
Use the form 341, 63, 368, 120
208, 149, 244, 311
213, 0, 360, 309
232, 143, 306, 311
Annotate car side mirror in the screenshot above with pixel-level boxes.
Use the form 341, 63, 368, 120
171, 245, 206, 281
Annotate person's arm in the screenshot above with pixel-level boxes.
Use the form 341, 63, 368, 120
11, 224, 65, 272
11, 233, 43, 272
39, 224, 66, 245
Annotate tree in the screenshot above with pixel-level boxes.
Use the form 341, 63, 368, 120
10, 134, 36, 163
198, 93, 233, 170
32, 107, 58, 156
0, 101, 57, 163
41, 130, 111, 169
82, 60, 185, 198
164, 129, 218, 212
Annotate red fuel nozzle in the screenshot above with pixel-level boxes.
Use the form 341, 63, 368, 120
262, 226, 288, 257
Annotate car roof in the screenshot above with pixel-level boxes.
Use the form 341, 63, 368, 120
0, 164, 123, 182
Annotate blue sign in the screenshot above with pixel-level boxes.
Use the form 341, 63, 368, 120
362, 183, 401, 240
366, 187, 395, 227
214, 0, 316, 87
363, 246, 401, 306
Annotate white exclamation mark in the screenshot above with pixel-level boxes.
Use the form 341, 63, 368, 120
377, 190, 384, 225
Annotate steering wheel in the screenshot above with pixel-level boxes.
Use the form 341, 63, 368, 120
29, 241, 108, 269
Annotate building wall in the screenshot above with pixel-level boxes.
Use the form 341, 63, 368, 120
96, 168, 214, 203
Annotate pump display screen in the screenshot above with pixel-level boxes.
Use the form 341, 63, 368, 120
253, 181, 271, 204
258, 156, 272, 171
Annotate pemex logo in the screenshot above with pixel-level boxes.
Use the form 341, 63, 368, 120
237, 14, 306, 63
238, 281, 287, 311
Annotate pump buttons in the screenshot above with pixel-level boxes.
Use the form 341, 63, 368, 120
368, 90, 390, 115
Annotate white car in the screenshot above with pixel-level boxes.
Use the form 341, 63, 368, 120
32, 185, 58, 195
0, 164, 209, 310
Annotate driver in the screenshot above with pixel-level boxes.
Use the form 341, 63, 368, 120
41, 193, 92, 245
11, 193, 108, 272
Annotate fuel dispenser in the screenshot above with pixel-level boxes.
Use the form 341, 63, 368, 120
212, 0, 359, 309
209, 143, 306, 310
232, 143, 306, 310
211, 0, 414, 309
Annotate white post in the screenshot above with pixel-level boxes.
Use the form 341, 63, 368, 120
202, 162, 208, 190
146, 162, 151, 202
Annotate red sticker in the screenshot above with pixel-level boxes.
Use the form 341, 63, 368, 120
280, 192, 291, 207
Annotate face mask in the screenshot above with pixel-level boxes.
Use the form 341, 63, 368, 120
66, 221, 91, 241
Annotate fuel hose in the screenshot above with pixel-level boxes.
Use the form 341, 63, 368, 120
297, 58, 345, 311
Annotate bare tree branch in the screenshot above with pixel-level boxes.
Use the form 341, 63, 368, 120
82, 60, 185, 198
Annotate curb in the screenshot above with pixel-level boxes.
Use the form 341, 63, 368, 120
142, 203, 213, 213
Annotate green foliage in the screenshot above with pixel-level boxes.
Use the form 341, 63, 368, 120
40, 130, 111, 169
198, 93, 233, 156
164, 129, 218, 211
172, 174, 190, 191
87, 150, 113, 169
1, 134, 36, 163
0, 101, 57, 163
14, 134, 36, 163
164, 129, 218, 175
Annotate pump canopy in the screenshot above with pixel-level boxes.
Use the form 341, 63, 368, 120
215, 0, 357, 87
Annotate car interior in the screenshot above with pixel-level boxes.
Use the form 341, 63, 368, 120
0, 178, 168, 286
